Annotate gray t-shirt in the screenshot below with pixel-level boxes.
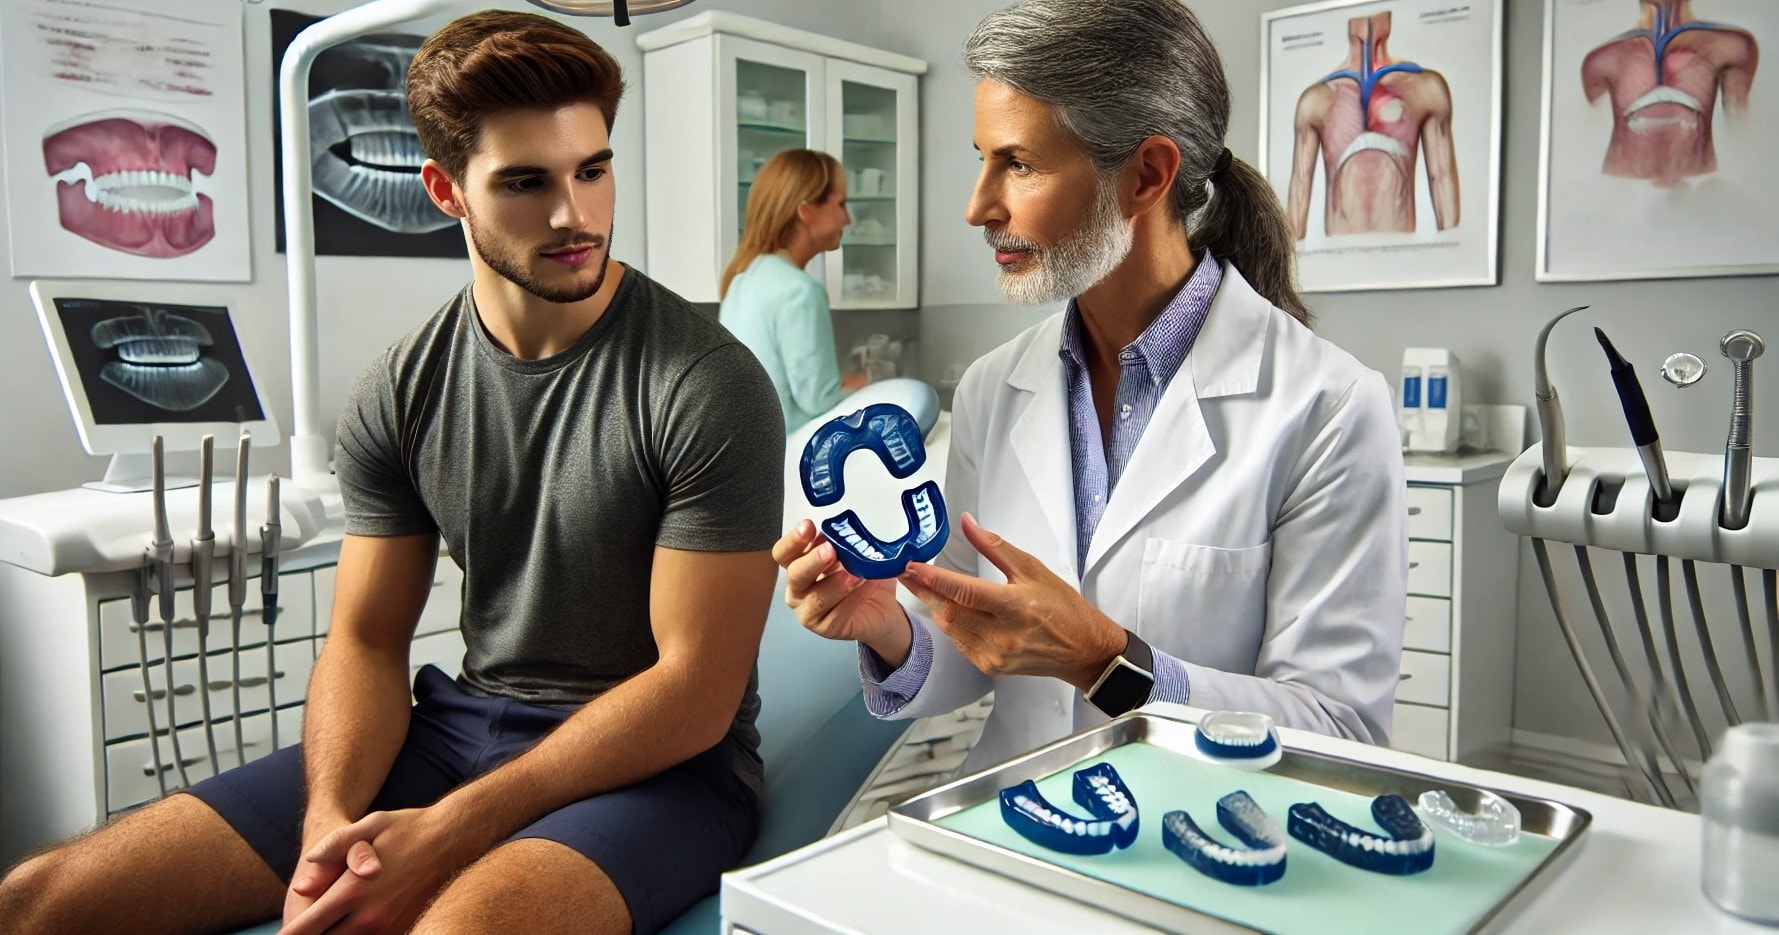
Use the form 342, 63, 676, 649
335, 266, 785, 797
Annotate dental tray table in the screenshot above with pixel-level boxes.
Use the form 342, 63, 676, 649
884, 714, 1589, 935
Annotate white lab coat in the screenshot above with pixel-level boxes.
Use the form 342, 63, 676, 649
888, 261, 1408, 773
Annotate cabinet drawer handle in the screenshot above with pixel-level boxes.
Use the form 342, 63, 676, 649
205, 671, 287, 692
1409, 561, 1420, 569
144, 740, 262, 775
1399, 673, 1415, 681
1407, 506, 1423, 516
130, 609, 260, 634
132, 684, 198, 702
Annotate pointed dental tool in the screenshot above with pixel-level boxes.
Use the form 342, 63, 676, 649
150, 436, 191, 789
191, 436, 221, 774
230, 431, 251, 766
1719, 330, 1763, 530
261, 474, 283, 750
1596, 328, 1675, 508
1534, 306, 1590, 505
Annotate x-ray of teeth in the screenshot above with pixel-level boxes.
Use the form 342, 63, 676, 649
91, 307, 229, 410
272, 11, 467, 258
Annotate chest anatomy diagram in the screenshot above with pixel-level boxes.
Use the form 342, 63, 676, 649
1288, 12, 1459, 239
1581, 0, 1758, 186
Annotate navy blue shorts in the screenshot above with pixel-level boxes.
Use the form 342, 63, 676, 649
187, 665, 760, 934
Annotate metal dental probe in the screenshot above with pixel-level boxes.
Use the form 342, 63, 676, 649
1533, 306, 1591, 505
192, 436, 221, 774
149, 436, 192, 790
1683, 558, 1742, 727
1719, 331, 1762, 530
230, 432, 250, 767
261, 475, 283, 750
132, 443, 169, 795
1595, 328, 1676, 508
1573, 546, 1676, 806
1532, 538, 1665, 803
1621, 553, 1697, 798
1656, 557, 1713, 758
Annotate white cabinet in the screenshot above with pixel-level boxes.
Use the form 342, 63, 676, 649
1391, 452, 1523, 763
638, 12, 926, 309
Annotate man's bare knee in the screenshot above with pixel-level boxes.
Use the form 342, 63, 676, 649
0, 849, 67, 934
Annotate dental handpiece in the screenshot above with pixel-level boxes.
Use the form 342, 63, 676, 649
150, 436, 190, 789
1719, 330, 1763, 530
230, 432, 250, 766
261, 474, 283, 750
1534, 306, 1591, 505
1595, 328, 1675, 508
192, 436, 221, 774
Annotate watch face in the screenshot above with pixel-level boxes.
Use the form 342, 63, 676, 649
1092, 661, 1155, 717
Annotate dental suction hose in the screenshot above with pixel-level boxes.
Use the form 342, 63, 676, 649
1535, 306, 1590, 505
1720, 331, 1762, 530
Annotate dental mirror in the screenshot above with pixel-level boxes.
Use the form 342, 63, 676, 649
1661, 352, 1706, 388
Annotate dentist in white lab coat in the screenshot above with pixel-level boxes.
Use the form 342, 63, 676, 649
774, 0, 1407, 775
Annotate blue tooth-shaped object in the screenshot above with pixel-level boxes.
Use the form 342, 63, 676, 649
1288, 794, 1436, 875
1000, 779, 1132, 856
1194, 711, 1279, 760
1161, 792, 1288, 886
819, 479, 949, 579
799, 403, 927, 507
1071, 763, 1140, 850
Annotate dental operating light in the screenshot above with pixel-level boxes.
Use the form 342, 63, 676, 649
279, 0, 694, 497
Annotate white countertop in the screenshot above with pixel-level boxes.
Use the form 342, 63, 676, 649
721, 703, 1762, 934
1403, 450, 1516, 486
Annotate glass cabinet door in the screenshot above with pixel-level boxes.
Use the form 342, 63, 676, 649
716, 36, 827, 276
825, 60, 918, 309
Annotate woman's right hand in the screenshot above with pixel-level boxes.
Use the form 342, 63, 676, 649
773, 519, 911, 663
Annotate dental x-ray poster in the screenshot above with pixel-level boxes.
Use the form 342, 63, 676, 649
1538, 0, 1777, 282
1260, 0, 1503, 292
270, 11, 465, 259
0, 0, 251, 282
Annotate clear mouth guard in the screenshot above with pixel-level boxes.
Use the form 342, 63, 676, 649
800, 403, 948, 579
1192, 711, 1282, 769
1415, 789, 1521, 847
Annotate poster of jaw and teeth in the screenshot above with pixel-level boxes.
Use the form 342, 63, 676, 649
1538, 0, 1777, 282
1260, 0, 1504, 293
0, 0, 250, 282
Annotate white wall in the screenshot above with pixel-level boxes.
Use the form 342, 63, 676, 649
0, 0, 897, 500
890, 0, 1779, 753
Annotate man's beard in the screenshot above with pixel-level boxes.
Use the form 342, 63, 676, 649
466, 209, 612, 304
986, 175, 1132, 306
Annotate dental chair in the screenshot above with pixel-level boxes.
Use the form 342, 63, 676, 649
232, 380, 947, 935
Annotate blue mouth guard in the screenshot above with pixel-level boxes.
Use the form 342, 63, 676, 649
1288, 794, 1435, 875
999, 763, 1139, 856
800, 403, 949, 579
1194, 711, 1280, 761
1162, 791, 1288, 886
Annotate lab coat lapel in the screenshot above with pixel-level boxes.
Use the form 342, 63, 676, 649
1006, 318, 1080, 584
1081, 262, 1271, 577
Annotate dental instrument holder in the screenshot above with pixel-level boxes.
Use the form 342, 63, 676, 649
1499, 444, 1779, 810
191, 436, 221, 775
147, 437, 193, 790
229, 432, 251, 767
261, 476, 282, 750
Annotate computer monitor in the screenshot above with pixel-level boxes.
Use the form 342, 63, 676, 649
30, 280, 280, 493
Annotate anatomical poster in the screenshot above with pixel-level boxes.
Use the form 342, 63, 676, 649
1260, 0, 1502, 292
0, 0, 251, 282
270, 11, 465, 259
1538, 0, 1777, 282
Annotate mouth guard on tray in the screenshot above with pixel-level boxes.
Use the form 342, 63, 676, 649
999, 763, 1139, 856
1162, 791, 1288, 886
1193, 711, 1281, 768
1288, 794, 1435, 875
800, 403, 949, 579
1416, 789, 1521, 847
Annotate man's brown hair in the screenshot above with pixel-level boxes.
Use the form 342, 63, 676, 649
407, 10, 626, 181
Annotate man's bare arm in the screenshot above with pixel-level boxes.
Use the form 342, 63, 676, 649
1419, 74, 1460, 231
1288, 85, 1329, 241
302, 532, 438, 837
423, 546, 775, 859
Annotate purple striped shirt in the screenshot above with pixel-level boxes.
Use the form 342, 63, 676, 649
861, 255, 1224, 715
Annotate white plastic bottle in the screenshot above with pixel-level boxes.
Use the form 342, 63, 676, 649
1701, 722, 1779, 923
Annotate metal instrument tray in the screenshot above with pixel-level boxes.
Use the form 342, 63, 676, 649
887, 714, 1591, 934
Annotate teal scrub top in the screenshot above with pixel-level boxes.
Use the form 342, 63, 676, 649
719, 253, 843, 434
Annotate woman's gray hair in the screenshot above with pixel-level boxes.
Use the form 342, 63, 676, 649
963, 0, 1311, 324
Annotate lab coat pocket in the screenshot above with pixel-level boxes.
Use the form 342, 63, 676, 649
1138, 539, 1271, 671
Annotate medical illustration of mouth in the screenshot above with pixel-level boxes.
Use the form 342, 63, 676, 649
43, 111, 217, 258
308, 35, 452, 234
91, 307, 230, 411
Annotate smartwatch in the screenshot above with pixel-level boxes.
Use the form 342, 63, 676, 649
1086, 629, 1155, 718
